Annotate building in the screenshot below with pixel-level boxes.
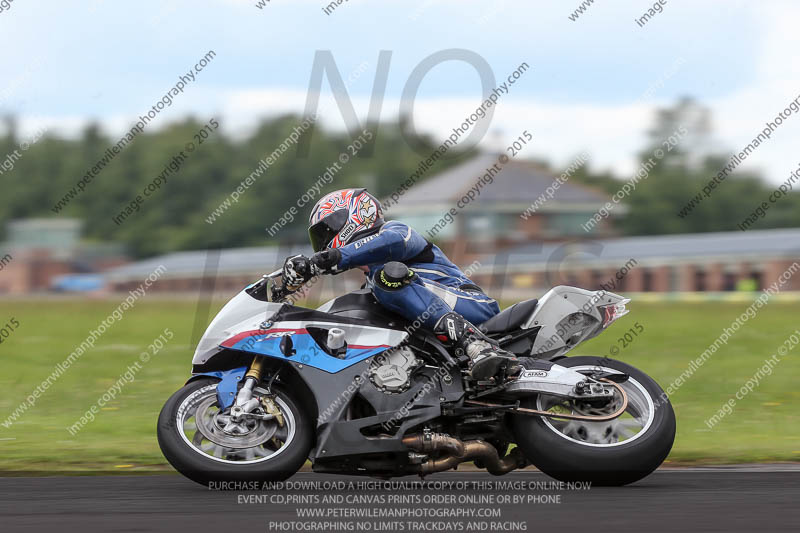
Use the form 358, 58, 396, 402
0, 218, 127, 294
105, 227, 800, 299
470, 227, 800, 295
387, 153, 614, 263
104, 245, 366, 299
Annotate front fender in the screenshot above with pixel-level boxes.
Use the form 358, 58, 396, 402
188, 366, 247, 410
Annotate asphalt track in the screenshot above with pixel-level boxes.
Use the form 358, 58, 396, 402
0, 468, 797, 533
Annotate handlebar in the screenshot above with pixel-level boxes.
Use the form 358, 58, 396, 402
265, 267, 308, 303
265, 259, 317, 302
265, 268, 283, 279
265, 268, 289, 302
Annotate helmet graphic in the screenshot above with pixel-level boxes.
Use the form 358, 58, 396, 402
308, 188, 383, 251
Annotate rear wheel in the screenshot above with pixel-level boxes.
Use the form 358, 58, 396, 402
157, 378, 313, 486
510, 356, 675, 486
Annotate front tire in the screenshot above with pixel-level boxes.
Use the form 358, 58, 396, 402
511, 356, 675, 486
157, 378, 313, 486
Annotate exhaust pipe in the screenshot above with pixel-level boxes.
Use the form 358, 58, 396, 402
402, 433, 526, 476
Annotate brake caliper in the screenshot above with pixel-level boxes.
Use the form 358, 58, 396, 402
260, 396, 284, 427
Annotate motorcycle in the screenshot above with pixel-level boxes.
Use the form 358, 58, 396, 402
157, 269, 675, 486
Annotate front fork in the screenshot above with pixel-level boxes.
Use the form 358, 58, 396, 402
229, 356, 265, 423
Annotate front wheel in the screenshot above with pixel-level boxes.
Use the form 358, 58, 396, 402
157, 378, 313, 486
511, 356, 675, 486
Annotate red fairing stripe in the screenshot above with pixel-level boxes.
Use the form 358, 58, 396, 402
348, 344, 392, 350
220, 328, 308, 348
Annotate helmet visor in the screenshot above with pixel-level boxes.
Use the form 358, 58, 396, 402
308, 209, 349, 252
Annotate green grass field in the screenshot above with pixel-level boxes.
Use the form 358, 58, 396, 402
0, 296, 798, 473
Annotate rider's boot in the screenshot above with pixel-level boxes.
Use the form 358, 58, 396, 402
434, 312, 521, 381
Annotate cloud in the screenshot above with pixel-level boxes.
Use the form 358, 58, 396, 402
4, 0, 799, 185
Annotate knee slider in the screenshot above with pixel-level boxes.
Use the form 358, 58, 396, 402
376, 261, 415, 291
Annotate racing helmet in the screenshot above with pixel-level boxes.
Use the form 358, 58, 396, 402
308, 188, 384, 251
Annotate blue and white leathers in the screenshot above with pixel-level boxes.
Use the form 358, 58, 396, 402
337, 221, 500, 328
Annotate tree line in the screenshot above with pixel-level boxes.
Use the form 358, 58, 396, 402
0, 98, 798, 258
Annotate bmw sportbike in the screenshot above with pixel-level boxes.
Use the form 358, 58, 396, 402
157, 270, 675, 486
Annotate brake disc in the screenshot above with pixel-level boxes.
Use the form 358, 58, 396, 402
194, 396, 278, 449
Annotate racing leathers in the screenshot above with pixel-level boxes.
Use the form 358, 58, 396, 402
326, 220, 518, 380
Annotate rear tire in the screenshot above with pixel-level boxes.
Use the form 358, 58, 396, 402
511, 356, 675, 486
157, 378, 313, 486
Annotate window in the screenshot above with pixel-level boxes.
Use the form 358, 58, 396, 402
545, 213, 598, 236
694, 268, 706, 292
642, 269, 654, 292
394, 214, 456, 239
723, 272, 737, 291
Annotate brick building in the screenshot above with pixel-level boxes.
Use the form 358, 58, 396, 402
103, 245, 350, 296
470, 228, 800, 295
388, 153, 616, 264
0, 219, 127, 294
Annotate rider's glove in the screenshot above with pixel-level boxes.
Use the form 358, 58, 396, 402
311, 248, 342, 274
282, 255, 317, 291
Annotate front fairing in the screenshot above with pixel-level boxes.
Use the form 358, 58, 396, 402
192, 288, 283, 366
192, 286, 409, 373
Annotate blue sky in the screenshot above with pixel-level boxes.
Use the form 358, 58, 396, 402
1, 0, 797, 183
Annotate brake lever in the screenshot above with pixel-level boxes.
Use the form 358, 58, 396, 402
270, 284, 287, 302
264, 269, 291, 303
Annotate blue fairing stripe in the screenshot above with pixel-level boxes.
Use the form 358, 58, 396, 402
221, 329, 391, 374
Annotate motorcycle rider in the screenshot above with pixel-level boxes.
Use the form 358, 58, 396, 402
281, 188, 520, 381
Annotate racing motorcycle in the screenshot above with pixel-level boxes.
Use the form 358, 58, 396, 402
157, 270, 676, 486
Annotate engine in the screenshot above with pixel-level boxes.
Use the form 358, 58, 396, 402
369, 347, 422, 393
